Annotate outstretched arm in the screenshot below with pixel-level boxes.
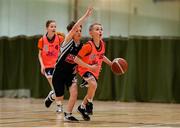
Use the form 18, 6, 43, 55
103, 55, 112, 67
62, 7, 93, 47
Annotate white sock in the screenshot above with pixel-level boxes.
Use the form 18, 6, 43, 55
56, 101, 62, 106
87, 98, 93, 103
51, 93, 56, 100
81, 103, 86, 109
48, 91, 55, 101
66, 112, 72, 115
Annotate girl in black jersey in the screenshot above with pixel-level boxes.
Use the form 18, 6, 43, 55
52, 7, 96, 121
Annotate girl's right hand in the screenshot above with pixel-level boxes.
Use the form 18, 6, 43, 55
41, 66, 45, 75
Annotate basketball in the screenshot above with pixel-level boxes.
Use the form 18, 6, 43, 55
111, 58, 128, 75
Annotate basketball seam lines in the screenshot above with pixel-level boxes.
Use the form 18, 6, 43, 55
116, 61, 124, 74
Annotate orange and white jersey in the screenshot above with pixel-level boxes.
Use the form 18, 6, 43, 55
38, 34, 64, 68
77, 40, 105, 79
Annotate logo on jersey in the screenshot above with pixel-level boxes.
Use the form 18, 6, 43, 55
46, 51, 56, 57
99, 53, 104, 59
47, 70, 51, 75
55, 45, 59, 50
43, 44, 49, 52
65, 54, 76, 64
44, 44, 59, 57
90, 54, 96, 60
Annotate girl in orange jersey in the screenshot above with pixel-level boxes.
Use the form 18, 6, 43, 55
74, 23, 112, 120
38, 20, 64, 112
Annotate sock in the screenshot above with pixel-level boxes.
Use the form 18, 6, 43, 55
56, 101, 62, 106
81, 103, 86, 109
65, 112, 72, 115
48, 91, 55, 101
51, 93, 55, 100
65, 112, 72, 118
87, 98, 93, 103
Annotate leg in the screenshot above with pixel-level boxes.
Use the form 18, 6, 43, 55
47, 77, 64, 110
55, 96, 64, 113
46, 77, 56, 99
45, 68, 58, 100
64, 76, 78, 121
82, 77, 97, 115
44, 68, 63, 108
52, 68, 65, 113
81, 72, 97, 114
44, 71, 56, 108
64, 83, 79, 121
66, 83, 78, 113
82, 78, 97, 105
77, 72, 97, 120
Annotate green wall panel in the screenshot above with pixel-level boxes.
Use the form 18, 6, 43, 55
0, 36, 180, 103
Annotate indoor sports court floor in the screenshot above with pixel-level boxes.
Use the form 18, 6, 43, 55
0, 98, 180, 127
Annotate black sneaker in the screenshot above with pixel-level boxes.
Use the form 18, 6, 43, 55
44, 91, 54, 108
77, 105, 90, 121
64, 112, 79, 122
86, 102, 93, 115
80, 80, 88, 88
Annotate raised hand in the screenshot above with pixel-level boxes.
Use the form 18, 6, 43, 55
85, 6, 93, 17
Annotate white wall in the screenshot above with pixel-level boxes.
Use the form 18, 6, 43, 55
0, 0, 70, 37
78, 0, 180, 37
0, 0, 180, 37
129, 0, 180, 36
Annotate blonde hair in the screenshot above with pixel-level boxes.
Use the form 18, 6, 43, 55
89, 22, 102, 31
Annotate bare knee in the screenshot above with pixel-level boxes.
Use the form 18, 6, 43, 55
69, 86, 78, 99
56, 96, 63, 101
70, 90, 78, 98
88, 80, 97, 90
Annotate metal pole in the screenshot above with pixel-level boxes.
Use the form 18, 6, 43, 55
74, 0, 78, 21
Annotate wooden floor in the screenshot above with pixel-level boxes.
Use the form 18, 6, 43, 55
0, 98, 180, 127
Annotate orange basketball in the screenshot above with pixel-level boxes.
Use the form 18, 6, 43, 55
111, 58, 128, 75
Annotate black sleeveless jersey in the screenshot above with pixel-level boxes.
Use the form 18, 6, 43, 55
55, 40, 83, 74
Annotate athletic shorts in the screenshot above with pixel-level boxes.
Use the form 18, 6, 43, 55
45, 68, 54, 78
82, 71, 97, 82
52, 68, 77, 97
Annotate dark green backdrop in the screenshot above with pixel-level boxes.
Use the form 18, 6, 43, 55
0, 35, 180, 103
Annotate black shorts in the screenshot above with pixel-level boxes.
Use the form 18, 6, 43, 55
82, 71, 97, 82
44, 68, 54, 78
52, 68, 77, 97
80, 72, 97, 88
